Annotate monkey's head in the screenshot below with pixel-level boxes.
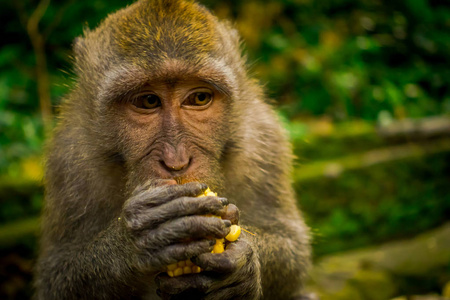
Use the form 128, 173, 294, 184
67, 0, 259, 195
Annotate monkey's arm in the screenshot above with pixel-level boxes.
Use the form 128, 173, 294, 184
35, 224, 147, 300
246, 218, 311, 299
35, 182, 231, 300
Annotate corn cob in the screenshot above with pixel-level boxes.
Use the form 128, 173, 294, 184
165, 188, 241, 277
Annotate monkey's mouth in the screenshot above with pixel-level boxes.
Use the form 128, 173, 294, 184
160, 170, 208, 186
154, 166, 199, 185
172, 177, 188, 185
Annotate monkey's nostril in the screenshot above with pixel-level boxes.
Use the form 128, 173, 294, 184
160, 158, 191, 173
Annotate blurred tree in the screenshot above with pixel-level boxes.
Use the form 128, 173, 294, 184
0, 2, 449, 298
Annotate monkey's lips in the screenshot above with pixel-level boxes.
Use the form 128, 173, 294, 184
170, 176, 203, 185
155, 170, 203, 185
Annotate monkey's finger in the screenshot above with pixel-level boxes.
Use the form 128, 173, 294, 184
219, 203, 239, 225
131, 179, 177, 196
133, 196, 229, 229
139, 216, 231, 249
156, 272, 217, 295
127, 182, 208, 209
151, 239, 216, 267
192, 239, 251, 273
151, 182, 209, 203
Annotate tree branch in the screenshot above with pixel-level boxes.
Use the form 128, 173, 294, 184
25, 0, 53, 135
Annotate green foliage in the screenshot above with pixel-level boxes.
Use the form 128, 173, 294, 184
0, 0, 448, 265
0, 2, 449, 297
0, 181, 42, 225
203, 0, 450, 120
1, 0, 449, 173
297, 152, 450, 256
0, 0, 135, 175
289, 121, 384, 162
1, 0, 449, 252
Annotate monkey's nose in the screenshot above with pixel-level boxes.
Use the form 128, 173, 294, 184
160, 158, 191, 173
160, 144, 191, 173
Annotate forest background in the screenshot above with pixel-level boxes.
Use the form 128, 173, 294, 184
0, 0, 449, 299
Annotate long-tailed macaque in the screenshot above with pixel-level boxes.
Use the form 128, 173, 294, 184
34, 0, 311, 299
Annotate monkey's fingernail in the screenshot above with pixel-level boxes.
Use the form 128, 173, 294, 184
219, 197, 228, 205
209, 239, 216, 246
223, 220, 232, 227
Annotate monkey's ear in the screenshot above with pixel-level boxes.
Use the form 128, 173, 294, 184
72, 36, 86, 59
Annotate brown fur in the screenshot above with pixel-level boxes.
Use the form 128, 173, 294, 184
34, 0, 311, 299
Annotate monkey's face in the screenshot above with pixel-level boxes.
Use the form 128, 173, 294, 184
107, 68, 232, 193
73, 0, 243, 194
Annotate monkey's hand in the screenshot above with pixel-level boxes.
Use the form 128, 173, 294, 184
119, 181, 231, 275
155, 225, 262, 299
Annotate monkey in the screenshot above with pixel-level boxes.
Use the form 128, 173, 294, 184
34, 0, 311, 299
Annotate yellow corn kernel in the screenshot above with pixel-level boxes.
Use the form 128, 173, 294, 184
225, 225, 241, 242
212, 238, 225, 254
167, 263, 178, 271
174, 267, 183, 277
166, 187, 240, 277
197, 188, 217, 197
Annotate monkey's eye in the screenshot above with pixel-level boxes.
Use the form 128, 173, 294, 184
185, 92, 213, 107
133, 94, 161, 109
